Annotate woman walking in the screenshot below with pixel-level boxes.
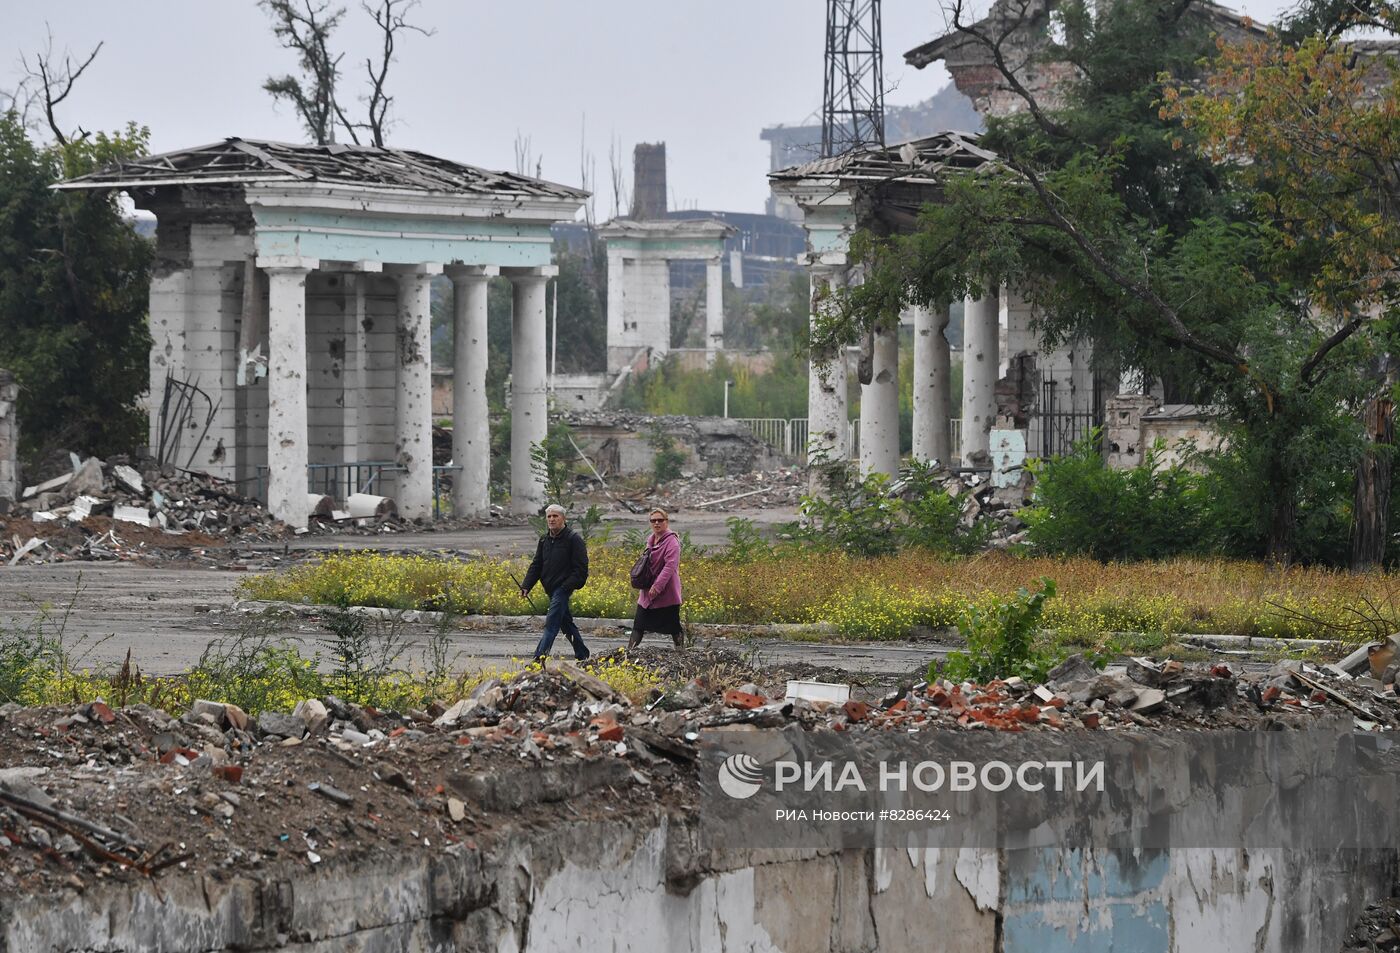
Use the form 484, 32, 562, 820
629, 508, 684, 650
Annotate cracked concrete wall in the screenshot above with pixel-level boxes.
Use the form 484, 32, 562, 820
4, 813, 1390, 953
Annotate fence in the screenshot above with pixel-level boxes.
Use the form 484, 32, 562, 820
735, 417, 961, 462
255, 462, 463, 519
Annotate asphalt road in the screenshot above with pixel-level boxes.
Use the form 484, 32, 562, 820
0, 527, 945, 679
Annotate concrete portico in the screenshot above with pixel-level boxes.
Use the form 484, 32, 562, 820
59, 138, 585, 526
771, 132, 1098, 477
600, 219, 735, 373
771, 132, 995, 475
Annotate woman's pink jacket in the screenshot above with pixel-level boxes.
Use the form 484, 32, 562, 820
637, 531, 682, 609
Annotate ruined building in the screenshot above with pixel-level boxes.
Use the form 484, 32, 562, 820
59, 139, 585, 526
601, 144, 735, 376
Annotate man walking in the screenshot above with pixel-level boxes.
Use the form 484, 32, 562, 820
521, 504, 591, 662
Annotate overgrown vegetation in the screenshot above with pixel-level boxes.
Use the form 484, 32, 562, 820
827, 0, 1400, 567
793, 459, 987, 557
0, 113, 152, 461
238, 548, 1399, 643
1024, 432, 1381, 566
647, 426, 686, 483
0, 594, 660, 716
938, 578, 1066, 683
1024, 437, 1208, 561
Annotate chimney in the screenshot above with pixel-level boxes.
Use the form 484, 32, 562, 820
630, 143, 667, 220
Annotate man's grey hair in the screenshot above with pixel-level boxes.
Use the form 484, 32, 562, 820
544, 503, 566, 517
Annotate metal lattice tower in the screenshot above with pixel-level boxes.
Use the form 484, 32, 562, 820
822, 0, 885, 157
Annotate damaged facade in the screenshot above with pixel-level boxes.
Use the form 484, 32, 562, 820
770, 133, 1099, 478
57, 138, 585, 527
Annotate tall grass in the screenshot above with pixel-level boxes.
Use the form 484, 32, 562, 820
238, 550, 1396, 642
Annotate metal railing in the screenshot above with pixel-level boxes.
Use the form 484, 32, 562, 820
736, 417, 962, 461
255, 462, 463, 519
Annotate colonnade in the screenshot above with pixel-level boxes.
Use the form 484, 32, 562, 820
259, 255, 554, 528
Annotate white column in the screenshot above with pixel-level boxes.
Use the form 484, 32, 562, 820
446, 265, 496, 518
147, 268, 191, 453
705, 257, 724, 365
506, 267, 554, 514
389, 263, 441, 520
606, 252, 625, 374
258, 256, 318, 529
859, 322, 900, 477
961, 285, 1000, 464
807, 264, 849, 467
912, 302, 952, 464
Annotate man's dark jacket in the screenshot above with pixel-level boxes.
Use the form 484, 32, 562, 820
522, 526, 589, 594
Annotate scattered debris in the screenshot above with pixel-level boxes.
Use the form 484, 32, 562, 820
2, 641, 1400, 899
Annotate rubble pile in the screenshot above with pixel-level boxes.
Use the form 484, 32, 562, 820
922, 468, 1035, 549
5, 639, 1400, 897
607, 466, 806, 512
562, 410, 783, 477
0, 455, 410, 566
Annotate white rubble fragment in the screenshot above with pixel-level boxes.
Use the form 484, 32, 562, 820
113, 505, 152, 527
112, 464, 144, 494
21, 472, 72, 499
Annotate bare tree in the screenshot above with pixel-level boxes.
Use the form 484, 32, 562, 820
260, 0, 358, 144
19, 28, 103, 146
361, 0, 433, 147
608, 134, 630, 220
514, 131, 533, 175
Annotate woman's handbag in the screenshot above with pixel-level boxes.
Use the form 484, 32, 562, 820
630, 544, 657, 590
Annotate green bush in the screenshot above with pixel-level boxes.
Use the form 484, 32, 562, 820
1022, 435, 1209, 561
795, 459, 986, 557
648, 427, 686, 483
937, 578, 1065, 683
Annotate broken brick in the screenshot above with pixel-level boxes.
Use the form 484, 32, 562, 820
842, 700, 870, 722
723, 689, 765, 710
212, 764, 243, 784
597, 724, 624, 743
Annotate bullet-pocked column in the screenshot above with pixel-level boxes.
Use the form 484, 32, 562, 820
912, 302, 953, 464
705, 257, 724, 365
258, 256, 318, 529
807, 264, 849, 468
605, 253, 626, 374
859, 323, 900, 477
390, 263, 441, 519
445, 265, 495, 518
507, 267, 552, 514
961, 285, 1000, 464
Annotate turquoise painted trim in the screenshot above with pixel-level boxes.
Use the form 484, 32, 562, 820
253, 209, 554, 240
253, 231, 551, 266
605, 238, 726, 255
808, 229, 851, 254
251, 208, 556, 266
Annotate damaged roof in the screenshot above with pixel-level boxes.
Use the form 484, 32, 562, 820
768, 130, 998, 187
55, 137, 588, 199
903, 0, 1270, 69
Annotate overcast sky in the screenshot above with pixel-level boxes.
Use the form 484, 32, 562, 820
3, 0, 1298, 215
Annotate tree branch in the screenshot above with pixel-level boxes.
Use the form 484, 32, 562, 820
21, 30, 103, 146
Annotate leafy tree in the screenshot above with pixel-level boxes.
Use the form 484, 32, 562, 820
1162, 12, 1400, 567
829, 0, 1394, 564
0, 112, 152, 461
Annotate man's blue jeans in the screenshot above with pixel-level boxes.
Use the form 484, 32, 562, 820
534, 587, 589, 660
